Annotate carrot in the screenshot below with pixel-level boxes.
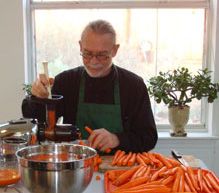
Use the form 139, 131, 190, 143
135, 165, 148, 178
142, 165, 151, 178
97, 156, 102, 164
105, 148, 111, 154
30, 134, 37, 145
112, 165, 141, 186
172, 168, 182, 192
113, 182, 171, 193
184, 181, 192, 192
165, 157, 181, 167
197, 168, 203, 192
127, 153, 136, 166
202, 178, 212, 193
151, 166, 167, 181
95, 175, 101, 180
160, 167, 178, 177
84, 126, 111, 153
148, 153, 163, 168
117, 154, 128, 166
184, 172, 197, 193
209, 171, 219, 185
113, 186, 171, 193
94, 165, 99, 172
154, 153, 173, 169
187, 167, 199, 191
142, 152, 154, 165
84, 126, 93, 134
126, 183, 166, 191
130, 165, 146, 180
178, 172, 185, 192
122, 152, 133, 166
161, 175, 175, 185
113, 151, 126, 166
113, 176, 148, 192
203, 173, 213, 190
112, 150, 122, 165
180, 164, 188, 172
108, 170, 117, 181
136, 153, 146, 165
205, 172, 219, 192
138, 153, 151, 164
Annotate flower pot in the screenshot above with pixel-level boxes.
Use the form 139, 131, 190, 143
168, 106, 190, 137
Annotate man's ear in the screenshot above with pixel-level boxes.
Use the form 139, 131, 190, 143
112, 44, 120, 57
79, 40, 82, 52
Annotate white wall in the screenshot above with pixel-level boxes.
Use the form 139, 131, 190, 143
0, 0, 25, 121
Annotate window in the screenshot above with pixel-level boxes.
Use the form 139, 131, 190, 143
27, 0, 210, 130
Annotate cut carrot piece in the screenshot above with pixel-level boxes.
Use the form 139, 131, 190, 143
96, 175, 101, 180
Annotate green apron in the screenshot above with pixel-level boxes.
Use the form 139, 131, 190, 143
76, 67, 123, 139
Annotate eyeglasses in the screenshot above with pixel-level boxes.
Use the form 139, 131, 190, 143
80, 52, 111, 61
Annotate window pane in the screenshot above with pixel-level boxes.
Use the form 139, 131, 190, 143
34, 8, 205, 125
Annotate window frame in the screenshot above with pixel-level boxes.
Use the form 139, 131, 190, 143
25, 0, 214, 133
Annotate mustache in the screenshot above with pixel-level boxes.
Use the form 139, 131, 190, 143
87, 63, 103, 69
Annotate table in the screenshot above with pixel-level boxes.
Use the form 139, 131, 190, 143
0, 172, 104, 193
0, 159, 207, 193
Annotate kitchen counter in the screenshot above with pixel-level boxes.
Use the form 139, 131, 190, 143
0, 172, 104, 193
0, 159, 207, 193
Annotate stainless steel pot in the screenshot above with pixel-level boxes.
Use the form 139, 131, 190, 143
16, 144, 97, 193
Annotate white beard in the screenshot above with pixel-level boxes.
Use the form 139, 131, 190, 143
84, 63, 112, 78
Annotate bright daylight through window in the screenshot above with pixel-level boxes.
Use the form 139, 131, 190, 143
30, 0, 209, 129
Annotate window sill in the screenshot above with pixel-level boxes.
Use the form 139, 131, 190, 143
158, 132, 219, 140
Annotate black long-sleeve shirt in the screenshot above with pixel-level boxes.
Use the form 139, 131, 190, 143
22, 65, 158, 153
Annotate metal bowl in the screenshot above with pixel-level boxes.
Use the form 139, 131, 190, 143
16, 144, 97, 193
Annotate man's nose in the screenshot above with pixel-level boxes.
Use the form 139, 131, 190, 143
90, 55, 99, 63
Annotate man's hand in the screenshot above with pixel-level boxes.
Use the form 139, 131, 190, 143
31, 74, 54, 98
88, 128, 120, 152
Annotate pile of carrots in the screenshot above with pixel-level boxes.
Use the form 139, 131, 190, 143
94, 154, 102, 171
106, 150, 219, 193
111, 150, 180, 167
78, 140, 102, 171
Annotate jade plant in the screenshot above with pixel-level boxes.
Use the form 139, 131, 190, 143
148, 67, 219, 107
23, 83, 32, 95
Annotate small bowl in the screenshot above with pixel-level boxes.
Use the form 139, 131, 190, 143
16, 143, 97, 193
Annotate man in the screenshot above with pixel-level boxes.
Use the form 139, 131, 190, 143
22, 19, 157, 153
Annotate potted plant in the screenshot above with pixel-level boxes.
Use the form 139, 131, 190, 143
148, 67, 219, 136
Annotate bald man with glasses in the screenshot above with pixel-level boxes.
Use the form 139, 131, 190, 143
22, 19, 158, 154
